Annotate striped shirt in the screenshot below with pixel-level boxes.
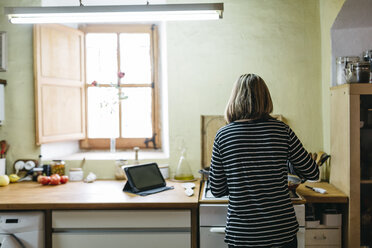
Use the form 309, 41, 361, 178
209, 118, 319, 247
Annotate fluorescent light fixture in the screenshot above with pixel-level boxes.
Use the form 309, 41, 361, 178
4, 3, 223, 24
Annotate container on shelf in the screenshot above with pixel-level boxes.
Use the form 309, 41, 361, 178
336, 56, 360, 85
345, 61, 370, 83
51, 160, 65, 176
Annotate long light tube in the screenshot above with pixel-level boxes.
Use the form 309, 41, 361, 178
4, 3, 223, 24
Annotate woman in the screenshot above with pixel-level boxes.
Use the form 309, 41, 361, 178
209, 74, 319, 248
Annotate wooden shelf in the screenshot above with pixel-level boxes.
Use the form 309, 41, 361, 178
361, 180, 372, 184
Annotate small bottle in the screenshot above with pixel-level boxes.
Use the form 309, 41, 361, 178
38, 154, 43, 168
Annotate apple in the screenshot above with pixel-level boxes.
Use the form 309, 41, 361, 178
60, 175, 69, 184
39, 176, 51, 185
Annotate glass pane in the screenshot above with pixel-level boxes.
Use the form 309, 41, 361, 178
87, 87, 119, 138
86, 33, 117, 85
120, 33, 152, 84
121, 87, 152, 138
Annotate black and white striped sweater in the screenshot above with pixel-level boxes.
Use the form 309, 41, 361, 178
209, 118, 319, 247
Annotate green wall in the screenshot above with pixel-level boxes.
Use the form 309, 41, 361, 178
319, 0, 345, 154
0, 0, 344, 179
166, 0, 337, 176
0, 0, 41, 174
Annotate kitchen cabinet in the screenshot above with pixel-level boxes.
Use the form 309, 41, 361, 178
0, 180, 200, 248
330, 83, 372, 247
52, 210, 191, 248
305, 227, 341, 247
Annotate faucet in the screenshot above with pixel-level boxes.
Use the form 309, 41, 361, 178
134, 147, 140, 165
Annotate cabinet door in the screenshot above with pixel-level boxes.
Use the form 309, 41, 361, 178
52, 210, 190, 228
53, 232, 190, 248
34, 24, 86, 144
305, 228, 341, 246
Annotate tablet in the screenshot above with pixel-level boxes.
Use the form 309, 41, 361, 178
124, 163, 166, 193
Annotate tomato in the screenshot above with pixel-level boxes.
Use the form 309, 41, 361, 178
60, 175, 69, 184
40, 176, 51, 185
50, 175, 60, 185
51, 174, 61, 180
37, 175, 43, 183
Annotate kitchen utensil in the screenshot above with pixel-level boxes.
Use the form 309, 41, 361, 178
198, 168, 210, 177
318, 154, 331, 167
305, 185, 327, 194
314, 152, 330, 167
288, 174, 301, 190
0, 140, 6, 158
311, 152, 317, 162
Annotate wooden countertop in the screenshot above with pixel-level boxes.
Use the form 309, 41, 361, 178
297, 181, 348, 203
198, 181, 348, 204
0, 180, 200, 210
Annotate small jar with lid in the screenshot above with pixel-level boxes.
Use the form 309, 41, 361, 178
69, 168, 84, 181
51, 160, 65, 176
346, 61, 371, 83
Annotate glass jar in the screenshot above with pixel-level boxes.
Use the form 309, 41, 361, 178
345, 61, 370, 83
51, 160, 65, 176
114, 159, 127, 180
336, 56, 360, 85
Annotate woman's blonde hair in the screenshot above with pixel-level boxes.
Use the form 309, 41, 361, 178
225, 74, 273, 123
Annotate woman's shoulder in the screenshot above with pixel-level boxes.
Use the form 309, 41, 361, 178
267, 116, 289, 127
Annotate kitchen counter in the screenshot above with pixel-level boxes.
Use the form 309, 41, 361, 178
0, 179, 200, 248
297, 181, 348, 203
199, 180, 348, 204
0, 179, 200, 210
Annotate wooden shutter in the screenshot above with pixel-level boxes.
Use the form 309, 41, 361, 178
34, 24, 85, 145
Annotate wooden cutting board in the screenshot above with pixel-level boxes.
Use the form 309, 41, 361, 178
201, 115, 226, 169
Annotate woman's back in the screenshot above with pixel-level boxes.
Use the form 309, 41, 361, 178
210, 118, 319, 247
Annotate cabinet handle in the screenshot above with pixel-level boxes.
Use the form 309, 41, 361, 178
313, 234, 327, 240
209, 227, 225, 234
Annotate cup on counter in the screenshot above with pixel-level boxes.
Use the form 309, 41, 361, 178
0, 158, 5, 175
69, 168, 84, 181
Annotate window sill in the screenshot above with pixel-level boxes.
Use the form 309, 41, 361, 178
61, 149, 169, 161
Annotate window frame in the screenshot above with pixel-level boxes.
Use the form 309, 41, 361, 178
79, 24, 161, 150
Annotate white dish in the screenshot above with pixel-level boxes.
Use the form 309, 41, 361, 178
24, 161, 36, 170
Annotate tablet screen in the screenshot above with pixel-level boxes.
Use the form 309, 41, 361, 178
125, 163, 165, 191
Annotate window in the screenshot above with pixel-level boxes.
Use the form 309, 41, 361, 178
80, 25, 160, 150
